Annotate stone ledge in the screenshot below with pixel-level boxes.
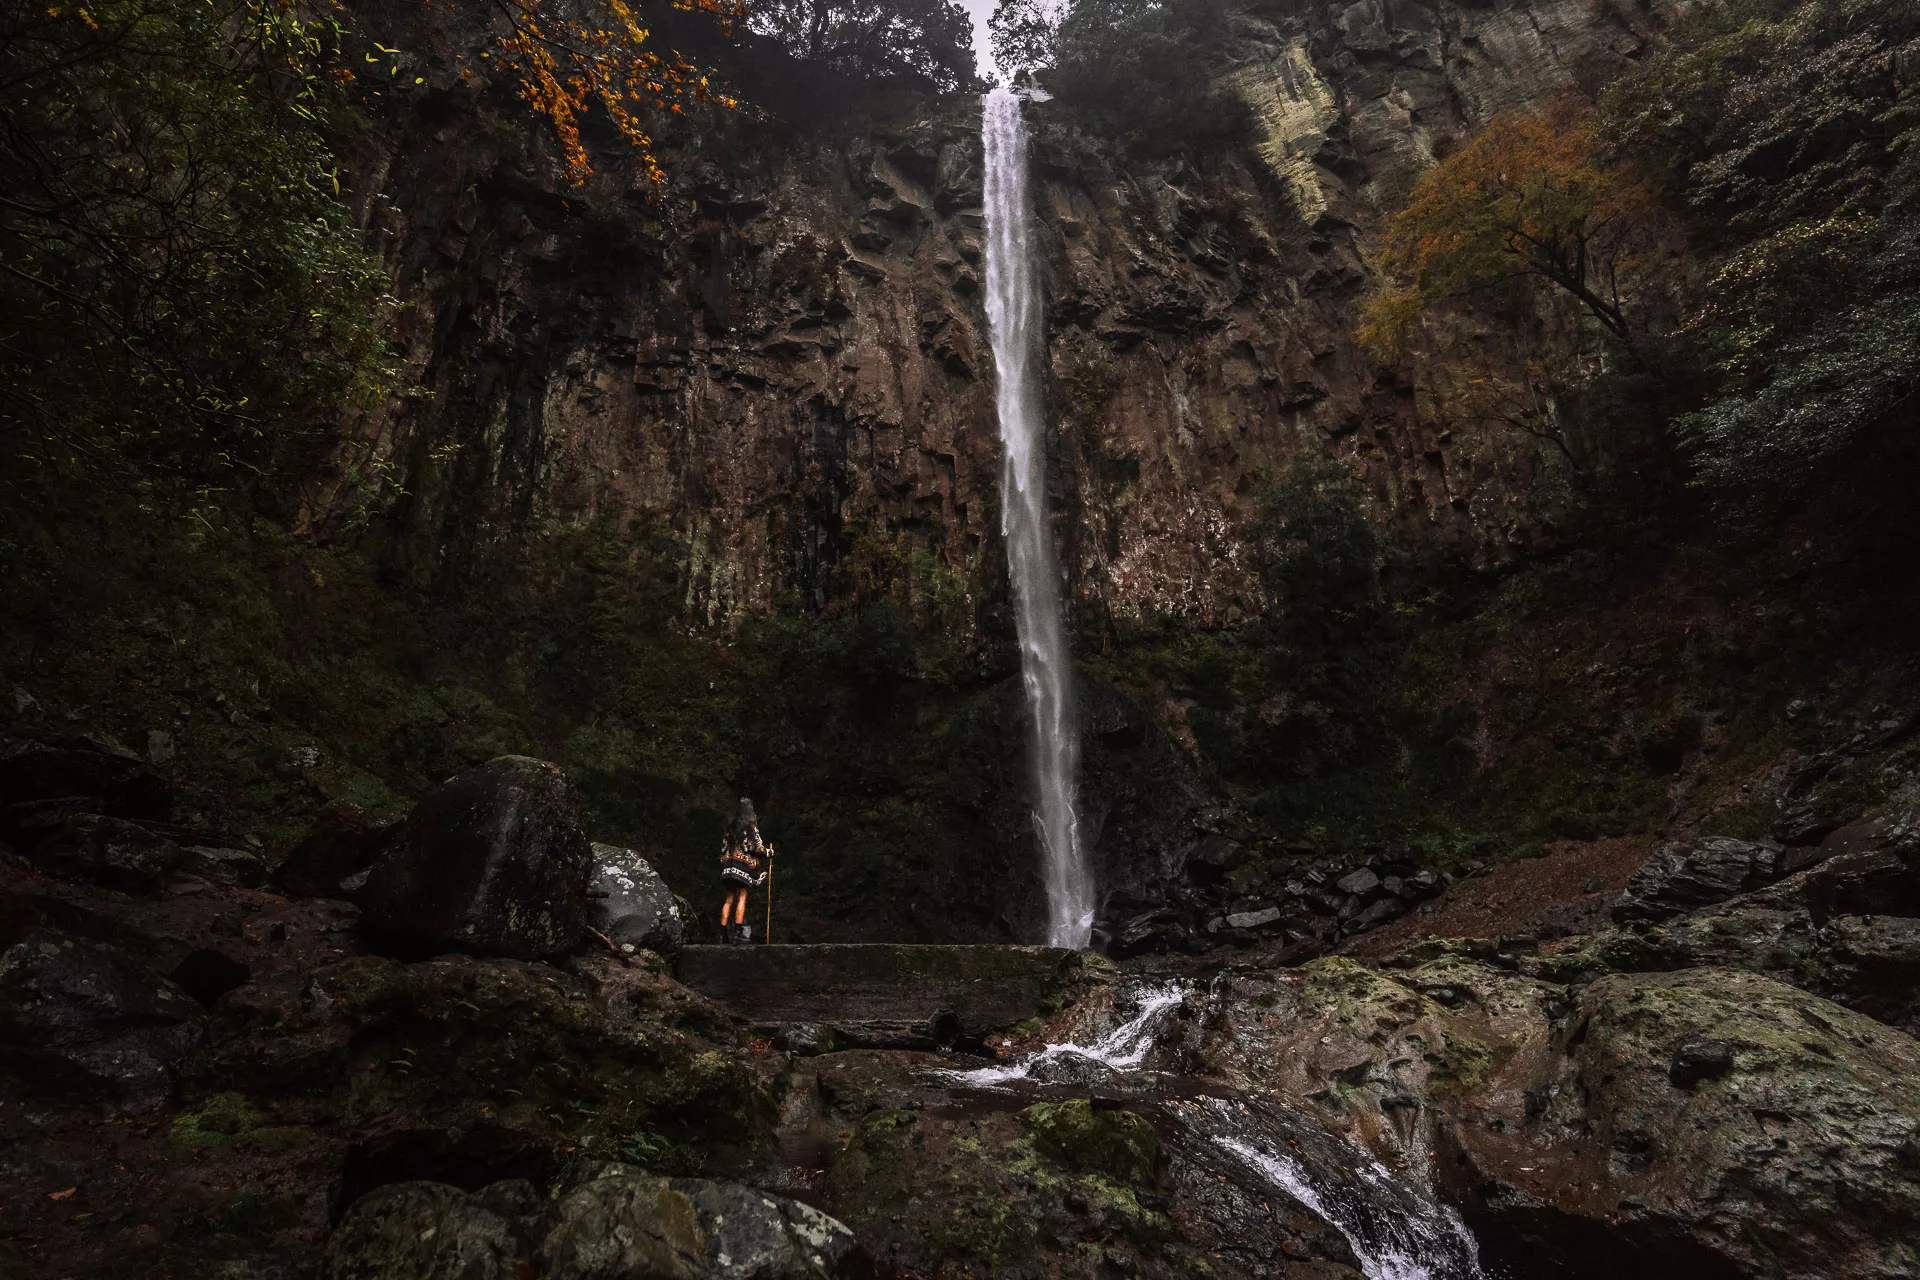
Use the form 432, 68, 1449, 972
675, 943, 1090, 1046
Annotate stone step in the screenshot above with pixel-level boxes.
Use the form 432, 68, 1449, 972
675, 943, 1092, 1049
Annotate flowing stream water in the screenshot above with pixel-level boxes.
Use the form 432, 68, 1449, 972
982, 85, 1095, 949
939, 978, 1486, 1280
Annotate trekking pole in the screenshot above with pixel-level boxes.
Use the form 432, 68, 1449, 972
764, 846, 774, 944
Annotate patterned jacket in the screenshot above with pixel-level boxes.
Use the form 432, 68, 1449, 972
719, 826, 768, 886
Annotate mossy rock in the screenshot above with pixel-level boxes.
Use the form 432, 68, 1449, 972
169, 1092, 261, 1149
1021, 1098, 1162, 1186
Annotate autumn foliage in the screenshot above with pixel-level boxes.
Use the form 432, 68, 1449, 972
476, 0, 743, 184
1362, 110, 1660, 357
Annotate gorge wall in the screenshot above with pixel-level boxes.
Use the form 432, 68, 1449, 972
16, 0, 1912, 950
329, 0, 1680, 621
239, 0, 1701, 939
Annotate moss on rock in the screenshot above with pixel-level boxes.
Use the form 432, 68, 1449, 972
1022, 1098, 1163, 1186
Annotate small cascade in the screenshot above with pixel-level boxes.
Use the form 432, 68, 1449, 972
1183, 1099, 1486, 1280
943, 980, 1188, 1087
937, 975, 1487, 1280
981, 85, 1094, 949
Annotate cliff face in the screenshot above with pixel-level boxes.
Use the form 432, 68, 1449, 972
323, 0, 1680, 631
246, 0, 1738, 939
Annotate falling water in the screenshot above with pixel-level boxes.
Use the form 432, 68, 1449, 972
942, 981, 1188, 1088
936, 973, 1487, 1280
982, 85, 1093, 949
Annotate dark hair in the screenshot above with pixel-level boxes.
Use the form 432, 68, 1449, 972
729, 797, 757, 838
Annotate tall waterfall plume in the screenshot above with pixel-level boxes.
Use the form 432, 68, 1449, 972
981, 86, 1094, 949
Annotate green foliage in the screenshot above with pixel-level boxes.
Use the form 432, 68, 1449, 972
751, 0, 978, 93
1093, 453, 1480, 857
0, 0, 394, 489
1674, 152, 1920, 495
1595, 0, 1920, 501
1006, 0, 1252, 153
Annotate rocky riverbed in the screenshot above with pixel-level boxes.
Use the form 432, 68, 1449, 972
6, 736, 1919, 1279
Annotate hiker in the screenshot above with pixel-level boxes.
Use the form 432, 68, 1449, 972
718, 797, 770, 944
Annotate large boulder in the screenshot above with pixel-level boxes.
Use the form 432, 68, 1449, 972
324, 1168, 869, 1280
548, 1166, 867, 1279
1612, 836, 1795, 923
1585, 807, 1920, 1031
359, 757, 593, 960
322, 1182, 523, 1280
588, 843, 684, 958
0, 926, 205, 1112
1471, 968, 1920, 1280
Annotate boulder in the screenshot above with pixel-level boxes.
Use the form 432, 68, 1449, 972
1481, 968, 1920, 1280
275, 801, 398, 901
588, 843, 684, 958
0, 735, 172, 828
359, 757, 593, 960
0, 926, 204, 1112
323, 1181, 522, 1280
179, 844, 265, 888
19, 812, 184, 893
1612, 837, 1790, 923
547, 1166, 868, 1279
326, 1169, 870, 1280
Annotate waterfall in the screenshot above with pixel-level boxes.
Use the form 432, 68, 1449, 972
982, 85, 1094, 950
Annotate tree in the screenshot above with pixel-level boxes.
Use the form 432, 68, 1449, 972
751, 0, 978, 94
988, 0, 1062, 79
0, 0, 392, 486
1368, 110, 1661, 353
474, 0, 743, 185
1009, 0, 1249, 153
1597, 0, 1920, 499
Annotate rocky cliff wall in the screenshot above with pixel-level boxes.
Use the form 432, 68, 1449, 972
318, 0, 1684, 637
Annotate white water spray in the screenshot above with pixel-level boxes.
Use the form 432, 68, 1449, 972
943, 981, 1187, 1087
1210, 1116, 1485, 1280
982, 85, 1093, 949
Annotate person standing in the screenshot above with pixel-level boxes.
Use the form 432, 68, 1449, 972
717, 797, 770, 944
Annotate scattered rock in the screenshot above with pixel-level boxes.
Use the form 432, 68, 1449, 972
0, 926, 204, 1112
274, 801, 398, 901
0, 736, 173, 826
178, 845, 265, 888
1668, 1039, 1735, 1089
1224, 905, 1283, 930
359, 757, 593, 960
1335, 868, 1381, 898
21, 813, 184, 894
1612, 837, 1791, 924
1346, 896, 1407, 932
589, 843, 683, 959
338, 1162, 868, 1280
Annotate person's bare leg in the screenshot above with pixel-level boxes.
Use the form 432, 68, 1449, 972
720, 889, 735, 930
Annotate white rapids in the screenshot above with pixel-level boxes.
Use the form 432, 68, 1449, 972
1211, 1117, 1486, 1280
981, 85, 1094, 949
942, 981, 1188, 1087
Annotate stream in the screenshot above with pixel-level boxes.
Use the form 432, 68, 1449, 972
938, 978, 1487, 1280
